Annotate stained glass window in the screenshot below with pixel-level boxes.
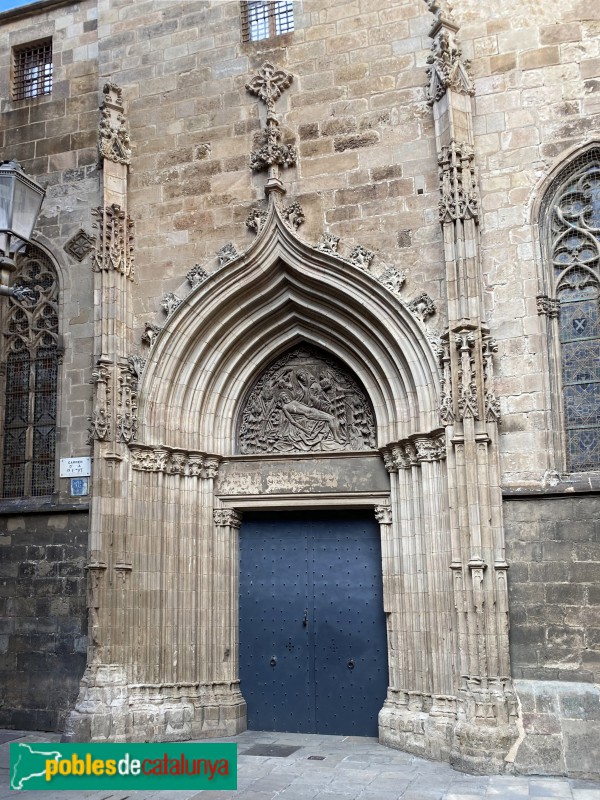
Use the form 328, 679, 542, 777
545, 157, 600, 471
1, 245, 59, 498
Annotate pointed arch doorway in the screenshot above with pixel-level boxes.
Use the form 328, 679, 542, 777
239, 508, 388, 737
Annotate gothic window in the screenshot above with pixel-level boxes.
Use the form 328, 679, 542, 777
1, 245, 59, 498
12, 40, 53, 101
543, 154, 600, 472
241, 1, 294, 42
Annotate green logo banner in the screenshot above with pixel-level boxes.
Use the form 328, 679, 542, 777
10, 742, 237, 791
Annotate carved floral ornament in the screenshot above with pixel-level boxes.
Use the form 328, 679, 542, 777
130, 445, 220, 478
238, 345, 376, 454
380, 431, 447, 472
98, 81, 131, 165
426, 22, 474, 105
92, 203, 135, 279
245, 63, 297, 192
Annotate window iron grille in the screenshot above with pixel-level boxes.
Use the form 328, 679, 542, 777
12, 40, 52, 101
241, 1, 294, 42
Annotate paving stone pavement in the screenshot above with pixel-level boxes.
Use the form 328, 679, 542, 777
1, 729, 599, 800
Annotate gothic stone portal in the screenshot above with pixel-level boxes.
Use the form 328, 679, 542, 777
238, 346, 376, 454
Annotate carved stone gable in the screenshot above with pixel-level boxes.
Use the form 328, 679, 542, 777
238, 345, 376, 454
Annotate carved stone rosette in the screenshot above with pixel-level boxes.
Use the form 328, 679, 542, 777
92, 203, 135, 279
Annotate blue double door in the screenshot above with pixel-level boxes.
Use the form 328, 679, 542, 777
239, 510, 388, 736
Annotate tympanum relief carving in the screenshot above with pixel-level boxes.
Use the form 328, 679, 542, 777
238, 346, 376, 454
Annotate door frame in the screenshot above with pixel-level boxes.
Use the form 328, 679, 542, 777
218, 492, 393, 737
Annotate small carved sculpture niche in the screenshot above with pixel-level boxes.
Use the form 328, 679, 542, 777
237, 345, 377, 454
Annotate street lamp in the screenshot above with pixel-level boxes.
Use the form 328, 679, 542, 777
0, 159, 46, 299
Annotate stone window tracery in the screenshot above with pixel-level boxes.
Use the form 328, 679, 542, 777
1, 245, 60, 498
542, 155, 600, 472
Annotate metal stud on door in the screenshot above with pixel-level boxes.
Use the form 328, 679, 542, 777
239, 511, 388, 736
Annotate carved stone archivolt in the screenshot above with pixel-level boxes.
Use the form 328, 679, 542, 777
238, 345, 376, 454
92, 203, 135, 279
130, 444, 220, 478
98, 81, 131, 165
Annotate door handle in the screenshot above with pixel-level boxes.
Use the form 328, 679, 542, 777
302, 609, 308, 627
270, 656, 277, 667
347, 659, 355, 670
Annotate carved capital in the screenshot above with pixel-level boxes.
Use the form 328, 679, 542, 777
374, 505, 393, 525
536, 294, 560, 317
213, 509, 242, 529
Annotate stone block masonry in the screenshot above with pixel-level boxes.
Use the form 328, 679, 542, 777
0, 510, 88, 731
